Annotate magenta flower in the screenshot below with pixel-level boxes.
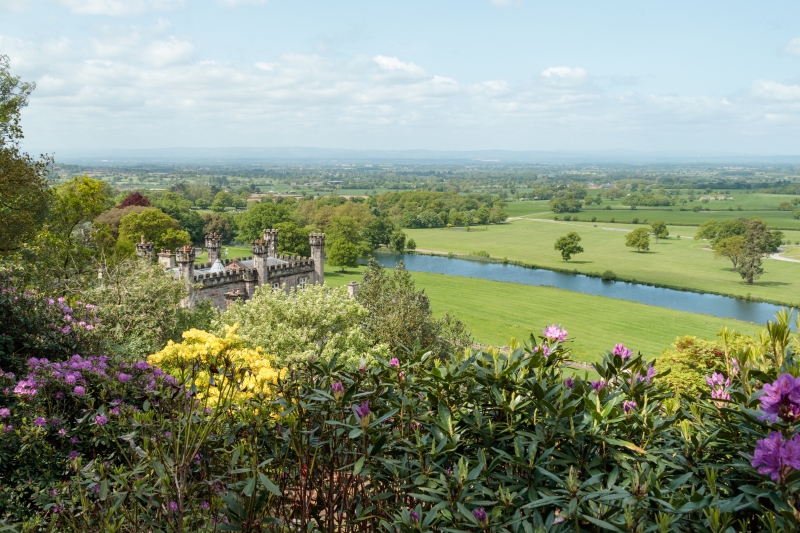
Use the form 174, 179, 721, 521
94, 415, 108, 426
533, 345, 551, 357
33, 417, 46, 427
409, 510, 420, 523
68, 451, 79, 460
564, 377, 574, 389
4, 425, 12, 433
169, 501, 178, 513
613, 344, 633, 359
543, 325, 567, 342
117, 373, 132, 383
201, 501, 210, 510
58, 429, 67, 437
0, 408, 9, 418
472, 507, 488, 524
751, 432, 800, 482
759, 374, 800, 423
73, 386, 85, 396
13, 378, 37, 396
389, 358, 400, 368
355, 400, 371, 429
331, 381, 345, 401
591, 380, 606, 392
623, 400, 637, 414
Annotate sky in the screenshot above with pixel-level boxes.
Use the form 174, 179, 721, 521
2, 0, 800, 155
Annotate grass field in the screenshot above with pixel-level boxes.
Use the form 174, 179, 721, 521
405, 219, 800, 305
324, 267, 760, 363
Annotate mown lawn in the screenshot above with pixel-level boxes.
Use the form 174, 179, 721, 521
325, 268, 760, 363
404, 220, 800, 305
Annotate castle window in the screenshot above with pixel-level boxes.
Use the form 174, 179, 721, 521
272, 282, 280, 290
299, 277, 307, 289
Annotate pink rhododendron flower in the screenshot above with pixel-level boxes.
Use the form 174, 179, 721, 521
613, 344, 633, 359
543, 325, 567, 342
759, 374, 800, 423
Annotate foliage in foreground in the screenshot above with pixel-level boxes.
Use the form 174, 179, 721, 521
3, 308, 800, 532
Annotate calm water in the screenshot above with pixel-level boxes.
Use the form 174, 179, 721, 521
373, 253, 790, 325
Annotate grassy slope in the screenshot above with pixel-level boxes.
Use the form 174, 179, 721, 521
324, 267, 759, 363
405, 220, 800, 305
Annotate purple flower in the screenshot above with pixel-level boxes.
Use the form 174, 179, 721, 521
169, 501, 178, 513
564, 377, 574, 389
13, 378, 37, 396
389, 358, 400, 368
70, 437, 79, 444
705, 372, 727, 387
533, 345, 551, 357
472, 507, 488, 524
201, 501, 210, 510
752, 432, 791, 482
355, 400, 371, 429
409, 510, 419, 523
117, 373, 132, 383
0, 408, 9, 418
58, 429, 66, 437
543, 325, 567, 342
759, 374, 800, 423
4, 425, 12, 432
68, 451, 79, 460
109, 407, 120, 416
591, 380, 606, 392
33, 417, 46, 427
55, 392, 64, 400
613, 344, 633, 359
73, 386, 85, 396
50, 418, 61, 426
94, 415, 108, 426
64, 374, 76, 385
331, 381, 345, 401
623, 400, 637, 414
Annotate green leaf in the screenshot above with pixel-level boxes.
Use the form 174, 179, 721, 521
259, 473, 281, 497
99, 480, 108, 501
353, 456, 366, 475
242, 477, 256, 497
581, 515, 624, 532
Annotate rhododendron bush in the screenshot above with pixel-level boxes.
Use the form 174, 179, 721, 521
5, 277, 800, 532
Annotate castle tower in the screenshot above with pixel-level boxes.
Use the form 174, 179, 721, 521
309, 233, 325, 285
135, 235, 155, 262
205, 232, 222, 264
175, 245, 196, 285
263, 229, 278, 258
251, 238, 270, 285
158, 249, 176, 269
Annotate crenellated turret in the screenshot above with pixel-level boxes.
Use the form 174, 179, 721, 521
135, 235, 155, 262
263, 229, 278, 258
205, 232, 222, 263
176, 245, 196, 285
309, 233, 325, 285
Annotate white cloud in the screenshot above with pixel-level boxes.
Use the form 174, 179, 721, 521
0, 0, 32, 12
786, 37, 800, 57
255, 62, 276, 71
541, 66, 588, 82
53, 0, 186, 16
751, 80, 800, 101
373, 55, 425, 75
142, 37, 193, 67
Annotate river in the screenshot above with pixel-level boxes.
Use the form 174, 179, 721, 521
372, 253, 791, 325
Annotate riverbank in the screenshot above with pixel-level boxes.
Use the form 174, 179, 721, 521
404, 220, 800, 306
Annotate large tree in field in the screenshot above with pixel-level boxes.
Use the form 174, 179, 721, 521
714, 235, 745, 271
738, 219, 769, 285
234, 201, 294, 242
554, 232, 584, 262
119, 209, 191, 251
625, 227, 651, 252
650, 221, 669, 243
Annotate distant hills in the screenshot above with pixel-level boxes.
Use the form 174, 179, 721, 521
51, 147, 800, 166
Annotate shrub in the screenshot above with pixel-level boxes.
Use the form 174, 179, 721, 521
609, 216, 615, 222
215, 283, 387, 368
563, 215, 571, 221
601, 269, 617, 281
632, 217, 639, 224
591, 216, 597, 222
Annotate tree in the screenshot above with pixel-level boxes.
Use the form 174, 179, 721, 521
390, 230, 406, 253
201, 213, 235, 244
214, 283, 387, 367
94, 206, 157, 239
0, 145, 51, 254
407, 238, 417, 250
625, 227, 651, 252
118, 209, 190, 251
274, 221, 311, 257
738, 219, 768, 285
116, 192, 150, 209
714, 235, 745, 271
363, 216, 395, 248
327, 239, 361, 272
650, 221, 669, 243
695, 220, 719, 241
550, 197, 582, 213
357, 259, 471, 358
553, 232, 584, 262
0, 54, 34, 143
712, 219, 747, 246
234, 202, 294, 242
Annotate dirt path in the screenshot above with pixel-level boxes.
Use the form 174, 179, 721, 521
769, 250, 800, 263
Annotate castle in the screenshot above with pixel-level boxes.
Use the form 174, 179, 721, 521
136, 229, 325, 309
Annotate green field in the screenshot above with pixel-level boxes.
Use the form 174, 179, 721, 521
324, 267, 760, 363
405, 219, 800, 305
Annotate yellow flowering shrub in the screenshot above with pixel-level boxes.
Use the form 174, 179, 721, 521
148, 326, 280, 405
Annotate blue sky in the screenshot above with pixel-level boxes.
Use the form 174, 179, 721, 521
2, 0, 800, 154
